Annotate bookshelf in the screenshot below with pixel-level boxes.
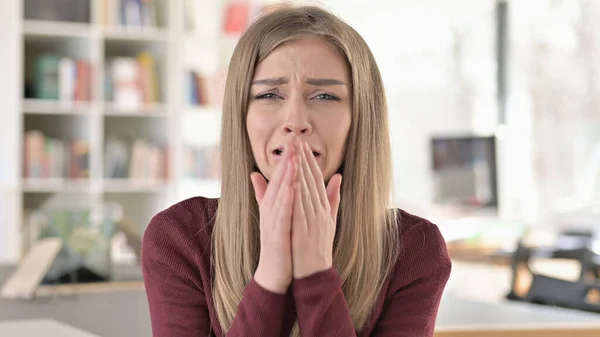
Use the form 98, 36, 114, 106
0, 0, 283, 264
0, 0, 184, 264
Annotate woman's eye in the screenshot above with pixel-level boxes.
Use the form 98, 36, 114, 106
254, 93, 280, 100
314, 93, 340, 101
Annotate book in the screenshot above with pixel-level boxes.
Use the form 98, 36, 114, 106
74, 60, 91, 101
137, 51, 159, 103
223, 1, 249, 35
110, 57, 142, 110
110, 51, 160, 110
33, 54, 91, 102
104, 137, 168, 180
188, 70, 221, 107
35, 55, 61, 100
23, 131, 90, 179
58, 58, 76, 103
183, 145, 220, 180
103, 0, 158, 27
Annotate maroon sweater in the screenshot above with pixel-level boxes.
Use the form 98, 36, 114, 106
141, 197, 451, 337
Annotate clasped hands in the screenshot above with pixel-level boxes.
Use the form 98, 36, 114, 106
251, 138, 342, 294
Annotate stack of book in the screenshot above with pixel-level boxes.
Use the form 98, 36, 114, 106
183, 146, 220, 180
104, 137, 169, 181
187, 69, 227, 108
107, 51, 160, 110
23, 130, 90, 180
101, 0, 159, 28
27, 54, 91, 103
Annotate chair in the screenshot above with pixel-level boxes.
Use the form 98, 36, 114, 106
506, 232, 600, 314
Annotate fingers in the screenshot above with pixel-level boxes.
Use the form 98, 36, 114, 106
326, 173, 343, 219
250, 172, 267, 204
298, 160, 315, 218
261, 142, 293, 207
274, 146, 297, 232
276, 184, 294, 233
293, 178, 308, 233
300, 140, 328, 209
273, 156, 292, 205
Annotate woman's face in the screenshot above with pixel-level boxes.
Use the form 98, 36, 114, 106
246, 36, 352, 182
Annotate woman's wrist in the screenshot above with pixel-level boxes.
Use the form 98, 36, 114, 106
254, 265, 289, 294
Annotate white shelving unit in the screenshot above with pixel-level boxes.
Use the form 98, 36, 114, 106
0, 0, 190, 264
0, 0, 285, 264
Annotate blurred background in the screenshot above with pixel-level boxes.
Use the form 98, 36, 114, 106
0, 0, 599, 336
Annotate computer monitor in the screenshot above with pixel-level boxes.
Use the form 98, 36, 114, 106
431, 134, 498, 208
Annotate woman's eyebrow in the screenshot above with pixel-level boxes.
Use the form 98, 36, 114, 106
305, 78, 346, 86
251, 77, 346, 86
252, 77, 288, 85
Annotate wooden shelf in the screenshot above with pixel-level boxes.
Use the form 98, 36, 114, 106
23, 20, 93, 39
103, 179, 169, 193
36, 280, 144, 297
23, 99, 95, 115
102, 26, 168, 42
103, 103, 168, 117
22, 179, 90, 193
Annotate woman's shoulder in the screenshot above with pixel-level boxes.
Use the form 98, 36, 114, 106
388, 208, 452, 288
141, 196, 219, 262
145, 196, 219, 235
395, 208, 446, 248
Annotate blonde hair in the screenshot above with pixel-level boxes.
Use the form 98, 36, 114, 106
213, 4, 399, 335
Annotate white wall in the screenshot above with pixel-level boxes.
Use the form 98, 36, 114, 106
321, 0, 499, 211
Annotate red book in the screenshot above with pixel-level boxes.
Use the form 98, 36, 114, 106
75, 60, 90, 101
223, 1, 249, 34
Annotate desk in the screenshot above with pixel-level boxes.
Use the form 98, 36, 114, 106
1, 264, 600, 337
0, 319, 100, 337
0, 265, 150, 337
435, 296, 600, 336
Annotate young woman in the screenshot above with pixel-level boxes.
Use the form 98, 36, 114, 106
142, 5, 451, 337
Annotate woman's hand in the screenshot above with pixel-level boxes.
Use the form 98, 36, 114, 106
251, 141, 297, 294
291, 139, 343, 279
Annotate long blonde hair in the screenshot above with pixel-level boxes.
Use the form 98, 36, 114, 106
213, 4, 399, 335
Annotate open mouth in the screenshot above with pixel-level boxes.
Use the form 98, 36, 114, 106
273, 147, 320, 158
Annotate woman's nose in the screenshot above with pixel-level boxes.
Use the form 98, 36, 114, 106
283, 122, 311, 135
281, 99, 312, 135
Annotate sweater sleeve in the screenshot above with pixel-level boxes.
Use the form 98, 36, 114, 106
371, 222, 452, 336
141, 203, 288, 337
292, 267, 356, 337
292, 220, 451, 337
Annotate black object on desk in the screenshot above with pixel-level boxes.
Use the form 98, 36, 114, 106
506, 230, 600, 314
